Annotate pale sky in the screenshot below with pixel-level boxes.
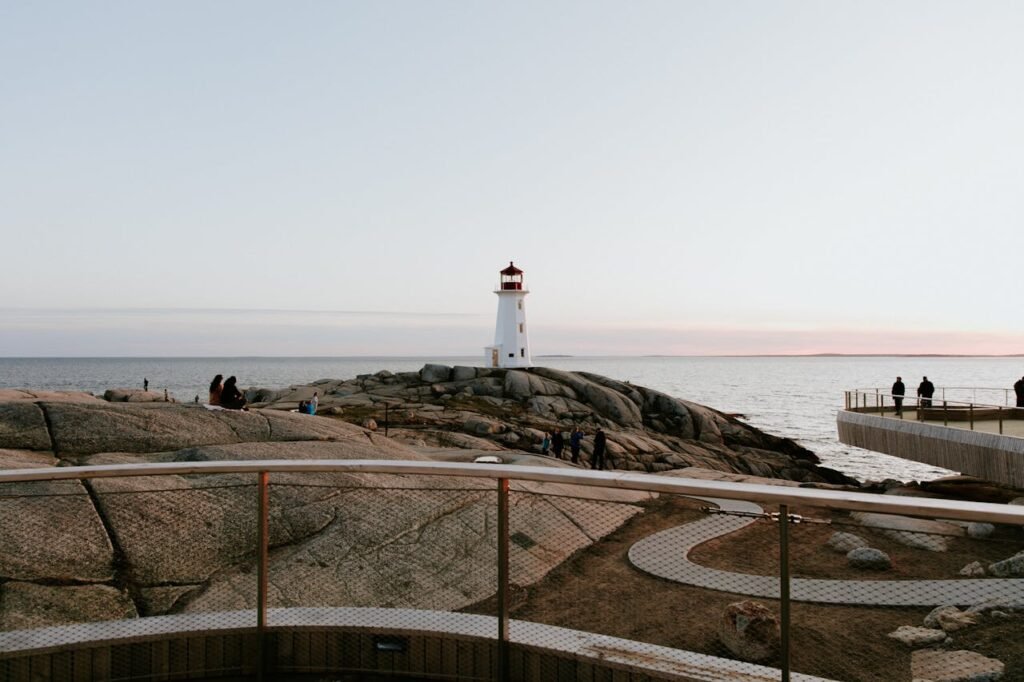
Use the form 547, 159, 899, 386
2, 2, 1022, 356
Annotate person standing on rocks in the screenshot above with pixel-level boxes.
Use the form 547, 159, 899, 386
917, 376, 935, 408
551, 430, 564, 459
208, 374, 223, 406
143, 377, 149, 392
591, 427, 607, 470
1015, 376, 1024, 408
311, 391, 319, 415
891, 376, 905, 416
569, 427, 584, 464
541, 432, 550, 455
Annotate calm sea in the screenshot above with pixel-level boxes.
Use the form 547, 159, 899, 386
3, 356, 1022, 483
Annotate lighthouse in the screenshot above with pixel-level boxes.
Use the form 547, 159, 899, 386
484, 262, 532, 368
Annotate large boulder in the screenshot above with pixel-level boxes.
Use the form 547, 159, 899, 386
847, 547, 891, 570
988, 551, 1024, 578
103, 388, 169, 403
0, 403, 51, 451
717, 600, 780, 663
419, 364, 452, 383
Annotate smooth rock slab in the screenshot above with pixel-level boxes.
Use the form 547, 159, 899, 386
0, 403, 51, 451
851, 512, 962, 552
0, 451, 114, 582
911, 649, 1004, 681
0, 582, 136, 630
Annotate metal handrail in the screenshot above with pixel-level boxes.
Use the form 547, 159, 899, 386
3, 458, 1023, 524
849, 386, 1019, 407
3, 458, 1024, 682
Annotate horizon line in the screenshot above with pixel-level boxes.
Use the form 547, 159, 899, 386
2, 353, 1023, 360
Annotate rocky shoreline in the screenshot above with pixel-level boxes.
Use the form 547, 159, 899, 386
246, 363, 858, 486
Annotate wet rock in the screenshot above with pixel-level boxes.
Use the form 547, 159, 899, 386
717, 600, 780, 663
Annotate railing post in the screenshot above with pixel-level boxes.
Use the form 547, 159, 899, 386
999, 406, 1003, 435
497, 478, 510, 682
384, 403, 390, 438
970, 404, 974, 430
944, 401, 948, 426
779, 504, 791, 682
257, 471, 269, 682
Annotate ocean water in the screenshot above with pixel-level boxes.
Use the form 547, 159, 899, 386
2, 355, 1022, 483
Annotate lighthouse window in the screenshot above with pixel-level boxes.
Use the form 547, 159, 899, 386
520, 348, 525, 357
517, 301, 522, 310
508, 353, 514, 358
518, 323, 523, 333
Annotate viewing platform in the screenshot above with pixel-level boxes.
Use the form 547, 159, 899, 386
837, 388, 1024, 487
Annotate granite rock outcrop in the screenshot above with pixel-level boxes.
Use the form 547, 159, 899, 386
249, 365, 854, 485
0, 396, 647, 630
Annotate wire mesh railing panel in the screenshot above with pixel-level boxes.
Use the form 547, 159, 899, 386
265, 473, 499, 678
0, 473, 259, 680
508, 487, 789, 681
787, 504, 1024, 681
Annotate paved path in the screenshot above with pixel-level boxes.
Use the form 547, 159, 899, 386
628, 497, 1024, 607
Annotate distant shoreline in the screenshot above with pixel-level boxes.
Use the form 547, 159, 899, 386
1, 353, 1023, 360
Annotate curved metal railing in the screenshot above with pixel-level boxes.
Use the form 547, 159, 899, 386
844, 387, 1024, 434
2, 460, 1023, 681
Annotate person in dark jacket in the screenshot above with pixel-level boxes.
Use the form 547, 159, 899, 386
591, 428, 607, 470
551, 431, 565, 459
1015, 376, 1024, 408
891, 376, 905, 416
917, 376, 935, 408
569, 427, 584, 464
220, 376, 247, 410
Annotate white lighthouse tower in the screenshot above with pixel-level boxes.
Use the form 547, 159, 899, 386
484, 262, 533, 368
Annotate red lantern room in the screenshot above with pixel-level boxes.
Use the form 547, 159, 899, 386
499, 262, 524, 291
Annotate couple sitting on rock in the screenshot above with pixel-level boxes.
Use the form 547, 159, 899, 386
208, 374, 247, 410
297, 392, 319, 415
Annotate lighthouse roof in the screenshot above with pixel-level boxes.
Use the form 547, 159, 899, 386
500, 261, 523, 276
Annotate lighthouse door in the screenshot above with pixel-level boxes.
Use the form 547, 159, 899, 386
491, 348, 499, 367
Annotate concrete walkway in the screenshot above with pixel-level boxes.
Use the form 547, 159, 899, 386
628, 497, 1024, 607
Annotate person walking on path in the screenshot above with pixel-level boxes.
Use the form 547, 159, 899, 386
917, 376, 935, 409
891, 376, 905, 416
569, 427, 584, 464
591, 427, 607, 470
551, 431, 564, 459
208, 374, 223, 406
1015, 376, 1024, 408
